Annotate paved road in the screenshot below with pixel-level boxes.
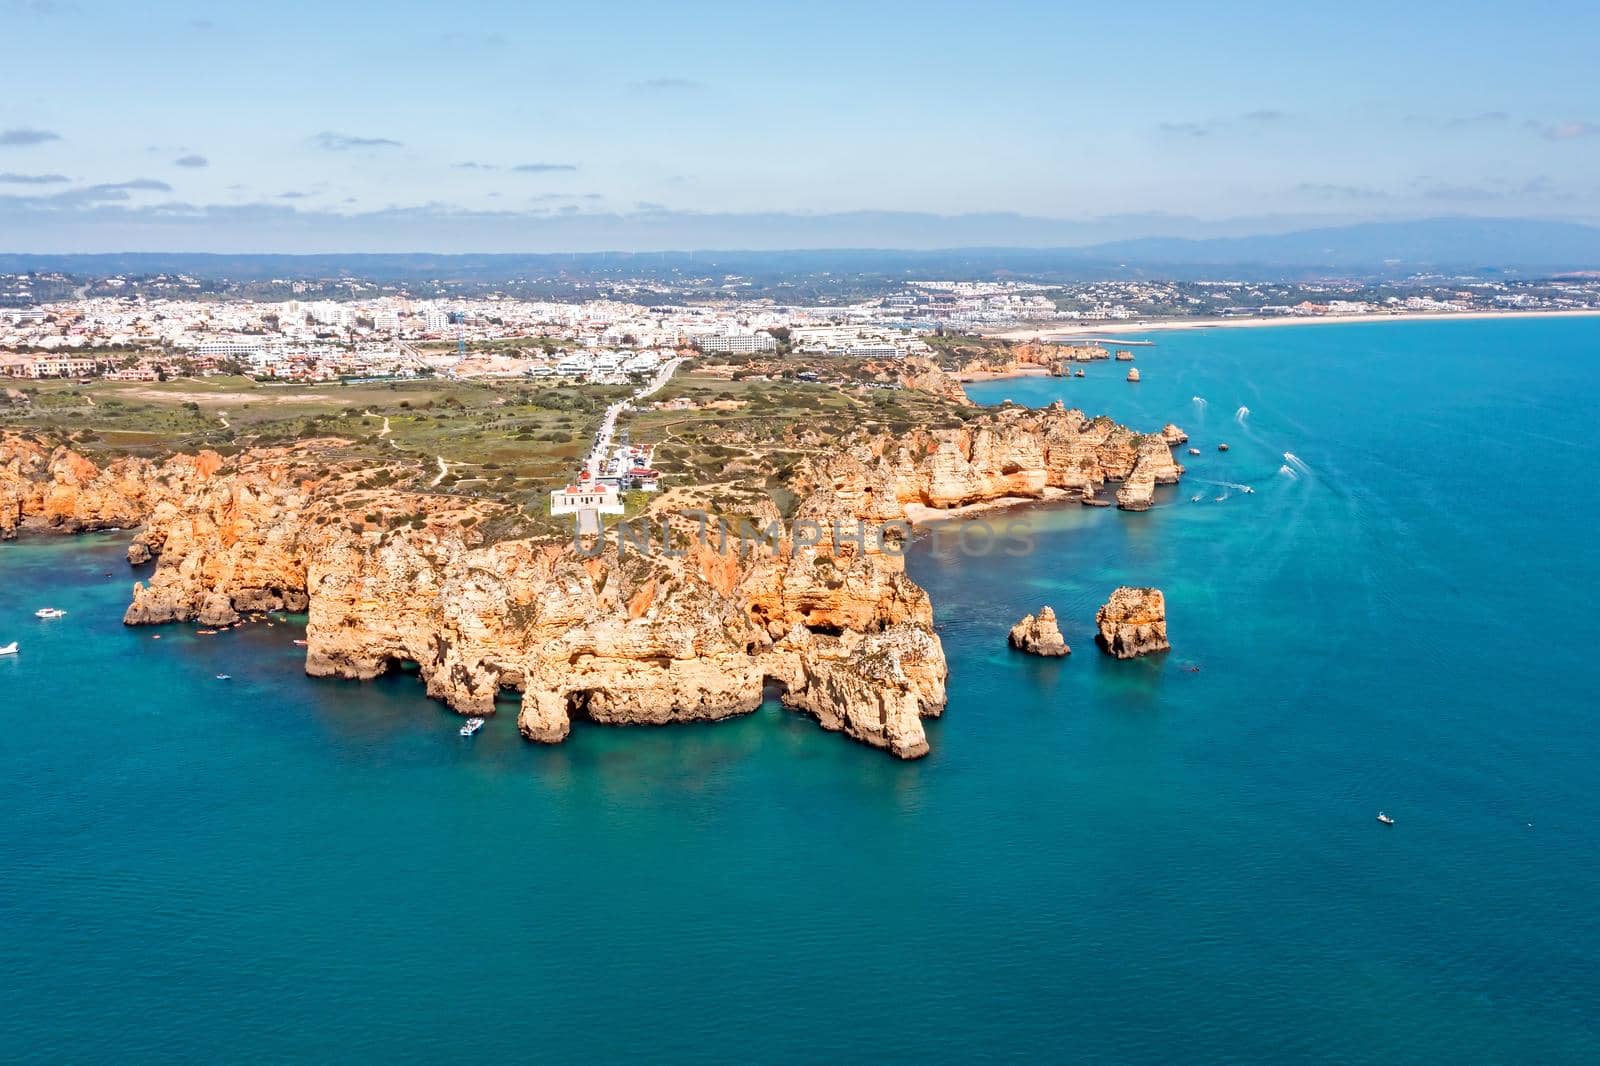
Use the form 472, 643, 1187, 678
585, 357, 683, 478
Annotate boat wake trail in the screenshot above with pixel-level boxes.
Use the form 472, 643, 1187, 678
1235, 405, 1250, 424
1283, 451, 1312, 474
1192, 396, 1207, 409
1279, 464, 1299, 480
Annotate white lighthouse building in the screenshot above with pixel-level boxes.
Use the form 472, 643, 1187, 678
550, 472, 623, 536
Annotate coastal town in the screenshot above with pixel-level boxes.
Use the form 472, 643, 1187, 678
0, 289, 933, 383
3, 271, 1599, 383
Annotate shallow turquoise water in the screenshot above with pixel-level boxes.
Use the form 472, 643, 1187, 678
3, 318, 1598, 1063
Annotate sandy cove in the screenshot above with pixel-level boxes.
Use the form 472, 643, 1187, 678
986, 307, 1600, 342
954, 365, 1052, 383
903, 488, 1074, 526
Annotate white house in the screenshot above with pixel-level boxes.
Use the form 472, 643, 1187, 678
551, 476, 624, 536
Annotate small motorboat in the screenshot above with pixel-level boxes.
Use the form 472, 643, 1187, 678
34, 608, 66, 619
292, 639, 308, 647
0, 641, 17, 656
1377, 812, 1395, 826
460, 717, 486, 737
215, 674, 231, 681
1187, 448, 1201, 456
196, 629, 218, 636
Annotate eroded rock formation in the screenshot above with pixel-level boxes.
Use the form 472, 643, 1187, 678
898, 358, 973, 406
1, 432, 223, 540
2, 401, 1186, 759
841, 402, 1185, 510
1095, 586, 1170, 658
1009, 607, 1070, 656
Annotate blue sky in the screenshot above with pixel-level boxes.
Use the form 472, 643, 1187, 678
2, 0, 1598, 251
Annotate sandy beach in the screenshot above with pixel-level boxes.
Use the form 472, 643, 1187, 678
904, 488, 1073, 526
987, 307, 1600, 342
954, 365, 1052, 383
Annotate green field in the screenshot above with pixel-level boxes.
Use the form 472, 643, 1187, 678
2, 375, 624, 508
1, 362, 968, 526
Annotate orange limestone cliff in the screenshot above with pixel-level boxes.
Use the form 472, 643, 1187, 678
1, 403, 1185, 758
1095, 586, 1170, 658
1008, 607, 1070, 656
1, 432, 224, 539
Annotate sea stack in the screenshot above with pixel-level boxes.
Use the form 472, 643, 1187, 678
1095, 587, 1170, 659
1115, 466, 1156, 510
1161, 423, 1189, 446
1127, 368, 1141, 382
1115, 349, 1134, 361
1008, 607, 1070, 657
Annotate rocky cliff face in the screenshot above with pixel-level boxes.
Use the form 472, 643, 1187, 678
843, 402, 1184, 510
1, 401, 1182, 759
898, 358, 973, 406
1, 432, 223, 540
1095, 587, 1170, 658
1115, 436, 1184, 512
299, 522, 946, 760
2, 434, 946, 758
1009, 607, 1070, 656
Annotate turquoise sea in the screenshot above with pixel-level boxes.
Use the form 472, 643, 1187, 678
3, 318, 1598, 1063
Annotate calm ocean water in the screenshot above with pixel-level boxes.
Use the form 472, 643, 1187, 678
3, 318, 1598, 1063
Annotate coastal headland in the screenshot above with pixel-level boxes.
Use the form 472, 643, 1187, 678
1, 361, 1187, 759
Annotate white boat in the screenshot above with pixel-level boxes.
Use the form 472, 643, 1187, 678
0, 642, 16, 656
34, 608, 66, 619
215, 674, 231, 680
460, 717, 485, 737
1377, 811, 1395, 826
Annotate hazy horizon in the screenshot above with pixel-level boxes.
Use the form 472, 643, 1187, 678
3, 1, 1599, 253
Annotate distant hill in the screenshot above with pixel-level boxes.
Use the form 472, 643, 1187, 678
1, 217, 1596, 281
1077, 218, 1600, 273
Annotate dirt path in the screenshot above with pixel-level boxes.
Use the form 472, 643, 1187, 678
430, 455, 451, 487
361, 410, 393, 438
